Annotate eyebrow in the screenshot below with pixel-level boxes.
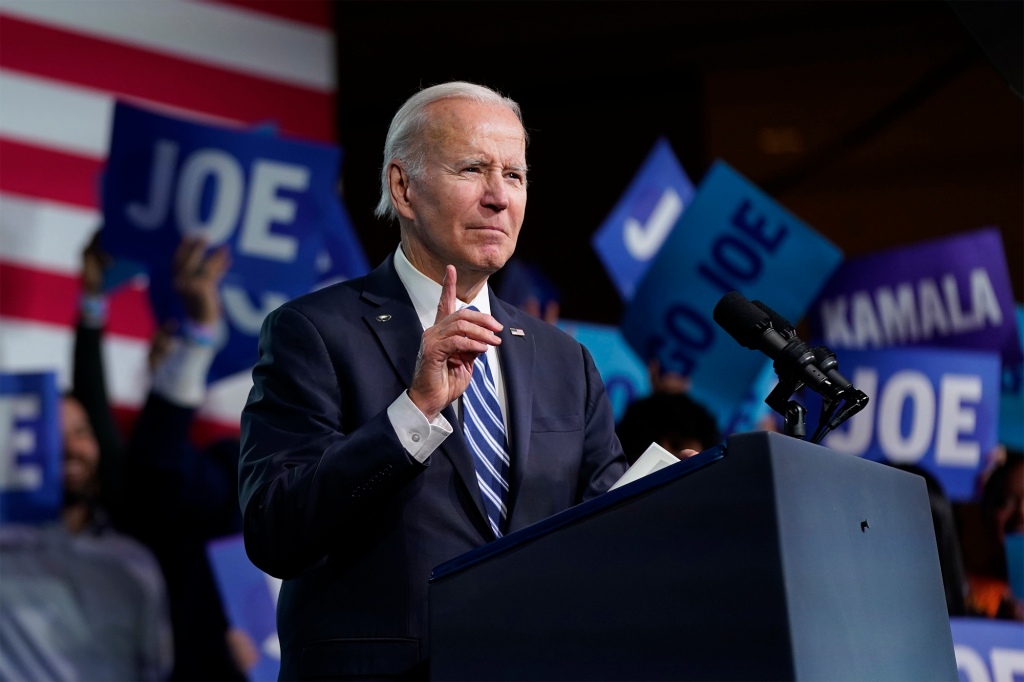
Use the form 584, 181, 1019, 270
458, 157, 528, 172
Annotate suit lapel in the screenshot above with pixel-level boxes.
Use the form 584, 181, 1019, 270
359, 255, 420, 387
490, 296, 535, 528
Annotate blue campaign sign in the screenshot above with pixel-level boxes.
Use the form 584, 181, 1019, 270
817, 347, 1000, 501
999, 305, 1024, 451
207, 534, 281, 682
0, 372, 61, 524
591, 137, 696, 301
950, 617, 1024, 682
807, 227, 1022, 367
557, 320, 652, 423
620, 159, 843, 433
101, 101, 369, 382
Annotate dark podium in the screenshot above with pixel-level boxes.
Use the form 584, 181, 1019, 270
428, 431, 958, 681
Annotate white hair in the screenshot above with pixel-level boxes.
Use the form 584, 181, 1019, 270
374, 81, 525, 222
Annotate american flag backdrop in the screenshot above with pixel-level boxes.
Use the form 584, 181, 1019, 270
0, 0, 337, 443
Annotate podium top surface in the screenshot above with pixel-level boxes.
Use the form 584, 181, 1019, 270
430, 442, 727, 582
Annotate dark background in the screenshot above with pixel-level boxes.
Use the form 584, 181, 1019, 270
334, 0, 1023, 327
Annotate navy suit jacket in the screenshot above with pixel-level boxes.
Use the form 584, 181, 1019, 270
239, 254, 626, 680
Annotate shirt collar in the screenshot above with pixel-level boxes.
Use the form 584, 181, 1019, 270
393, 246, 491, 331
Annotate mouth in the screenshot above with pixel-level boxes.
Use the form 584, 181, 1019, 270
468, 226, 508, 239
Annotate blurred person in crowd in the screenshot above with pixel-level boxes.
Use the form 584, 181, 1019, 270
121, 235, 255, 680
238, 81, 633, 680
0, 233, 173, 680
889, 464, 968, 616
965, 449, 1024, 620
616, 391, 722, 464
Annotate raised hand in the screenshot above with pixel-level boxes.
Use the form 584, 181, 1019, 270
407, 265, 503, 420
172, 235, 231, 325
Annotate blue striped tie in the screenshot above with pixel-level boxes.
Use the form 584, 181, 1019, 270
462, 307, 510, 537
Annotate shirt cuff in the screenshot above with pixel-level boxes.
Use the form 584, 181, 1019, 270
387, 391, 452, 463
150, 339, 217, 407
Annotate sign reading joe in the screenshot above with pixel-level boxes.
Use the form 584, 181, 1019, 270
101, 101, 367, 382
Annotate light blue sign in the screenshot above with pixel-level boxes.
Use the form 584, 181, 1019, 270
999, 305, 1024, 451
558, 320, 652, 423
591, 137, 696, 301
818, 348, 1000, 501
102, 101, 369, 382
0, 372, 61, 524
207, 534, 280, 682
950, 617, 1024, 682
621, 159, 843, 433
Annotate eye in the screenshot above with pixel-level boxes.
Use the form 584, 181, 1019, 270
463, 166, 481, 174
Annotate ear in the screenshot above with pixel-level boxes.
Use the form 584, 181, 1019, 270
387, 162, 416, 221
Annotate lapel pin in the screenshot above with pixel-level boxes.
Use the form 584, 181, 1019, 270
376, 314, 392, 322
510, 327, 525, 337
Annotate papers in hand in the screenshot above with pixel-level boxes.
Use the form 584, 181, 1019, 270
609, 442, 680, 491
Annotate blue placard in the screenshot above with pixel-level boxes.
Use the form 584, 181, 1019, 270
207, 534, 280, 682
1000, 305, 1024, 451
0, 372, 61, 524
621, 159, 843, 433
101, 101, 369, 382
816, 347, 1000, 501
950, 617, 1024, 682
591, 137, 697, 301
807, 228, 1022, 366
557, 320, 652, 423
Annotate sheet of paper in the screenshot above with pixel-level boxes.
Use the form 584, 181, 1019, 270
609, 442, 680, 491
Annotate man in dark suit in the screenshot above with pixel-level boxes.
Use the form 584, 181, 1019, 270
238, 81, 628, 680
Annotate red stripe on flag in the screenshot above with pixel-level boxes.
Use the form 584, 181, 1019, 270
0, 263, 79, 327
0, 138, 104, 209
201, 0, 333, 28
0, 15, 335, 142
0, 263, 156, 340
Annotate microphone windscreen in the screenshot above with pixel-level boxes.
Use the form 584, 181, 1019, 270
713, 291, 768, 350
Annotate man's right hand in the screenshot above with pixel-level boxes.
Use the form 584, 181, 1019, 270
407, 265, 503, 420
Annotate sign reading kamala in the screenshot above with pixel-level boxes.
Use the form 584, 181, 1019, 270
207, 534, 281, 682
818, 348, 1000, 501
807, 227, 1022, 367
591, 137, 696, 301
0, 372, 61, 524
557, 320, 652, 423
101, 102, 369, 383
621, 160, 843, 432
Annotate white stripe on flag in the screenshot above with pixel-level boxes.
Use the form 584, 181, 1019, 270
0, 0, 335, 91
0, 69, 113, 158
0, 193, 100, 275
0, 316, 247, 424
0, 318, 150, 403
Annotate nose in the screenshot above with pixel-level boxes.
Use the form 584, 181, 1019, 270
481, 171, 509, 212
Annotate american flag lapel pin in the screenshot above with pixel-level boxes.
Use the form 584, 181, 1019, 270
510, 327, 526, 337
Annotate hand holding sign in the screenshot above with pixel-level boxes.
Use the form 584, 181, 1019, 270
101, 102, 369, 383
172, 235, 231, 327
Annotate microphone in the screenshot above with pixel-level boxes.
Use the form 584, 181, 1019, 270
752, 299, 855, 394
713, 291, 845, 402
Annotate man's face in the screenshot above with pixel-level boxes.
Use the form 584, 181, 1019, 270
397, 98, 527, 283
61, 396, 99, 499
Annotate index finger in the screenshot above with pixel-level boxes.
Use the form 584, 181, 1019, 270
434, 264, 458, 325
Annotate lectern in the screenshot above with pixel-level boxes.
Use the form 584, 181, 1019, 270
429, 431, 957, 681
